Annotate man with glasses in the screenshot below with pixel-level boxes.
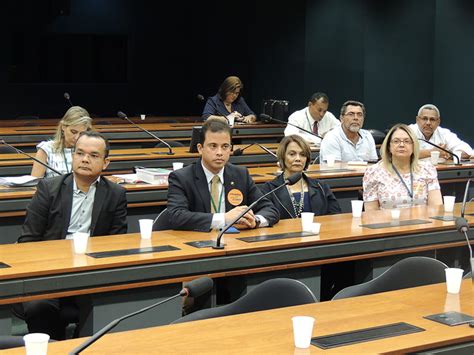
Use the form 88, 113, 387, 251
284, 92, 340, 145
320, 100, 378, 162
17, 131, 127, 339
167, 119, 279, 231
409, 104, 473, 160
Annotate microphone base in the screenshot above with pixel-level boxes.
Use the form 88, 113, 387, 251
211, 242, 225, 250
151, 152, 175, 155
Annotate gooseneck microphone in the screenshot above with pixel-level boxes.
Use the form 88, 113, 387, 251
117, 111, 174, 155
233, 143, 277, 158
69, 277, 214, 354
260, 114, 323, 140
64, 92, 73, 107
454, 217, 473, 282
212, 172, 302, 249
0, 140, 62, 176
418, 138, 460, 165
461, 179, 472, 218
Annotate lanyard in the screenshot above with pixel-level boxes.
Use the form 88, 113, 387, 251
392, 163, 413, 199
210, 183, 224, 213
304, 109, 314, 130
62, 150, 70, 173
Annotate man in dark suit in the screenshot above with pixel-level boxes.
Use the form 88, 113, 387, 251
167, 119, 279, 231
17, 131, 127, 339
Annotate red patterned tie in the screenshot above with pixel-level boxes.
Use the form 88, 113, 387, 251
312, 122, 318, 135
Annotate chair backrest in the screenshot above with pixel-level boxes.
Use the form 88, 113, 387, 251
172, 278, 317, 324
152, 208, 171, 231
332, 256, 448, 300
464, 271, 472, 279
368, 129, 386, 144
155, 140, 185, 148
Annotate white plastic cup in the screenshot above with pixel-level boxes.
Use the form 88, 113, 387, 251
443, 195, 456, 213
140, 114, 146, 120
23, 333, 50, 355
430, 151, 440, 165
292, 316, 315, 349
227, 115, 235, 127
453, 150, 462, 163
311, 223, 321, 235
72, 232, 89, 255
300, 213, 315, 232
139, 219, 154, 240
445, 268, 463, 294
351, 200, 364, 218
173, 162, 184, 171
391, 209, 400, 220
326, 154, 336, 167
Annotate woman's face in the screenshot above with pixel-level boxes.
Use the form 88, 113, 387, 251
389, 128, 414, 160
225, 87, 240, 104
284, 142, 307, 174
62, 124, 88, 148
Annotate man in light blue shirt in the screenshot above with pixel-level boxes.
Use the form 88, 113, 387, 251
320, 100, 378, 163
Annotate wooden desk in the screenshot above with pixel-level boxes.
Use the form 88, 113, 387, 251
3, 281, 473, 354
0, 204, 471, 336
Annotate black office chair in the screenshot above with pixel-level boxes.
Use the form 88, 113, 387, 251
0, 146, 17, 154
464, 271, 472, 279
332, 257, 448, 300
152, 208, 171, 231
368, 129, 386, 145
172, 278, 318, 324
155, 140, 185, 148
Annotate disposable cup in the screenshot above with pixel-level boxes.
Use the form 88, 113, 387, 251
72, 232, 89, 255
292, 316, 315, 349
140, 114, 146, 120
443, 196, 455, 213
326, 155, 335, 167
173, 162, 184, 171
139, 219, 154, 240
391, 209, 400, 220
311, 223, 321, 235
301, 213, 315, 232
23, 333, 50, 355
351, 200, 364, 218
445, 268, 463, 294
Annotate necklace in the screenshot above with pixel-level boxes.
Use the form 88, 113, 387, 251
288, 178, 305, 218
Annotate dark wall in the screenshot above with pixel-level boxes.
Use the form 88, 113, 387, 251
0, 0, 473, 144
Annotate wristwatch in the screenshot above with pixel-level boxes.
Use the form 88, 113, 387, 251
254, 216, 261, 229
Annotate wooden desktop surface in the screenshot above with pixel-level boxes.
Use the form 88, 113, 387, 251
3, 281, 473, 354
0, 204, 471, 304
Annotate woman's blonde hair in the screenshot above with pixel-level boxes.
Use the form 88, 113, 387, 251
277, 135, 312, 172
53, 106, 92, 152
380, 123, 420, 173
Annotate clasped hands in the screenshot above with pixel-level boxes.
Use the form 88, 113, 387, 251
225, 205, 256, 229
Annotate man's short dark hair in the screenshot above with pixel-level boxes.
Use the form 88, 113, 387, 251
309, 92, 329, 104
75, 131, 110, 158
340, 100, 366, 117
199, 119, 233, 145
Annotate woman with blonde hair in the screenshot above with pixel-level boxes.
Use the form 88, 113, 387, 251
363, 123, 443, 210
31, 106, 92, 178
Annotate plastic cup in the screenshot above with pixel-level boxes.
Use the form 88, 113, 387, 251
445, 268, 463, 294
443, 196, 455, 213
173, 162, 184, 171
139, 219, 154, 240
72, 232, 89, 255
292, 316, 315, 349
453, 150, 462, 163
391, 209, 400, 220
351, 200, 364, 218
311, 223, 321, 235
430, 151, 440, 165
326, 154, 335, 167
140, 114, 146, 120
23, 333, 50, 355
227, 115, 235, 127
301, 213, 315, 232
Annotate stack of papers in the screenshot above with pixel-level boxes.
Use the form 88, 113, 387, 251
0, 175, 40, 187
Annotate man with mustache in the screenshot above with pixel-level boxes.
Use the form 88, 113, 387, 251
320, 100, 378, 163
17, 131, 127, 339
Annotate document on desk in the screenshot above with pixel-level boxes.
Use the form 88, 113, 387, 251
0, 175, 40, 187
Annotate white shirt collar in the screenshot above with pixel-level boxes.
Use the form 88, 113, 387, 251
305, 107, 317, 124
201, 161, 225, 185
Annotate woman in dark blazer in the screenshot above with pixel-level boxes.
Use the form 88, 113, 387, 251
260, 135, 341, 219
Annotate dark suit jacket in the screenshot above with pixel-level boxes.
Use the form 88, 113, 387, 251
167, 161, 279, 231
19, 174, 128, 242
260, 173, 341, 219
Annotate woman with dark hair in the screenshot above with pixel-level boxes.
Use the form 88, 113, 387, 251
363, 123, 443, 210
260, 135, 341, 218
202, 76, 256, 123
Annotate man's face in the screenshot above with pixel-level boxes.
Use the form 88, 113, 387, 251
197, 130, 232, 174
341, 105, 364, 134
73, 136, 110, 178
308, 99, 328, 121
416, 108, 440, 139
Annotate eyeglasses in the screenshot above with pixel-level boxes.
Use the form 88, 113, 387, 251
344, 112, 364, 118
418, 116, 439, 124
390, 139, 413, 146
205, 143, 232, 151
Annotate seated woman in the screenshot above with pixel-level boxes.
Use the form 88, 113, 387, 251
363, 123, 443, 210
260, 135, 341, 218
202, 76, 257, 123
31, 106, 92, 178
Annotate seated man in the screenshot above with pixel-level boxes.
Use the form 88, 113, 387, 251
320, 100, 378, 162
284, 92, 340, 145
167, 119, 279, 231
409, 104, 474, 160
18, 131, 127, 339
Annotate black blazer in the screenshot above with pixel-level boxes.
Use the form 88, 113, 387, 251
19, 174, 128, 242
260, 173, 341, 219
167, 161, 280, 231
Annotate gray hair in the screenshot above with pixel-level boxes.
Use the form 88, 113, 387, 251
417, 104, 440, 117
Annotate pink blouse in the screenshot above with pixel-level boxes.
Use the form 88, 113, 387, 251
363, 160, 440, 209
